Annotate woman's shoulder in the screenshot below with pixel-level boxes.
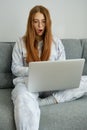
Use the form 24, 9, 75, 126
14, 37, 25, 50
15, 37, 24, 45
52, 35, 63, 46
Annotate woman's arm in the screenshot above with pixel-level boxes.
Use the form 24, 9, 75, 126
57, 39, 66, 60
11, 39, 28, 77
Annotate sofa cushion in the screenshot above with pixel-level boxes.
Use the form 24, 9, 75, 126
0, 43, 13, 73
62, 39, 82, 59
81, 39, 87, 75
40, 96, 87, 130
0, 42, 14, 88
0, 89, 16, 130
0, 73, 13, 88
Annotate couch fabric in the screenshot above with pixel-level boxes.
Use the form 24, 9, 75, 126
0, 39, 87, 130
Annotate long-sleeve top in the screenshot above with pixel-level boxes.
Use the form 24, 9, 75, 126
11, 36, 66, 86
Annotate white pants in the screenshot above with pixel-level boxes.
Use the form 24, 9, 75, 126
11, 76, 87, 130
12, 83, 40, 130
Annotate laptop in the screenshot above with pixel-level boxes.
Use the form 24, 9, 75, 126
27, 59, 85, 92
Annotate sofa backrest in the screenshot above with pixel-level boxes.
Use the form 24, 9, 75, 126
0, 39, 87, 89
62, 39, 87, 75
0, 42, 15, 89
81, 39, 87, 75
62, 39, 82, 59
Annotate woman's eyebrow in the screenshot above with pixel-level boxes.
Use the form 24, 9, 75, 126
33, 19, 46, 21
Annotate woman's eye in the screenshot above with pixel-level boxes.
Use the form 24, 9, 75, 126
33, 21, 38, 23
33, 20, 46, 26
42, 20, 46, 23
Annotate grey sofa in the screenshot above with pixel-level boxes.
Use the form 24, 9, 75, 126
0, 39, 87, 130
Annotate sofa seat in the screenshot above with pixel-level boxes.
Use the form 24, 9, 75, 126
0, 89, 87, 130
40, 96, 87, 130
0, 89, 15, 130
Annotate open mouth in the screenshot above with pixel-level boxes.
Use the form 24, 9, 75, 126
38, 29, 43, 33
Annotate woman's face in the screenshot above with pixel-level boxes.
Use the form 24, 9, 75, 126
33, 12, 46, 37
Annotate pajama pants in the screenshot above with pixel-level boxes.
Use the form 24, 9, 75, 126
11, 76, 87, 130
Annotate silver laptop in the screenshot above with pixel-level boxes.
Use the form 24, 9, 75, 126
27, 59, 85, 92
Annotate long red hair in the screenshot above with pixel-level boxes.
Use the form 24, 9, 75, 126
23, 5, 52, 63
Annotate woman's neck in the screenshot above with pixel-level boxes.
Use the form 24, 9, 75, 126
35, 36, 43, 42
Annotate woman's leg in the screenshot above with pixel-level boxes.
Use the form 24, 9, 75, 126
53, 76, 87, 103
11, 83, 40, 130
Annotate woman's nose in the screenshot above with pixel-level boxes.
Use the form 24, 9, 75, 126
38, 21, 42, 27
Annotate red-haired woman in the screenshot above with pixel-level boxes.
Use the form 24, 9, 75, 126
11, 5, 87, 130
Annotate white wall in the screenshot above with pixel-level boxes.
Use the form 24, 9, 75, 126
0, 0, 87, 41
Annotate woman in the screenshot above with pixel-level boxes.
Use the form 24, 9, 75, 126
11, 5, 87, 130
